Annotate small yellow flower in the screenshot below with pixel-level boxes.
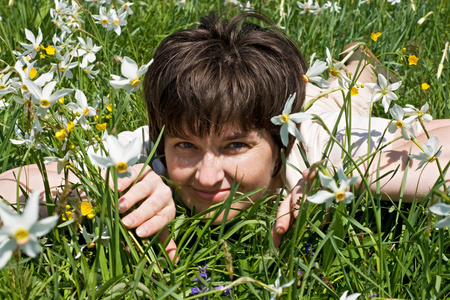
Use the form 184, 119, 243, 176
55, 129, 67, 141
422, 83, 430, 90
67, 121, 75, 133
44, 45, 56, 55
107, 103, 113, 112
94, 115, 99, 121
40, 53, 46, 59
24, 67, 38, 79
408, 55, 419, 65
96, 122, 107, 130
351, 87, 359, 96
58, 97, 65, 104
80, 202, 93, 216
87, 213, 96, 219
62, 210, 73, 221
371, 32, 381, 42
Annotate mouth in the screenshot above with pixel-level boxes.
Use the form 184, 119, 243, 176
192, 188, 231, 202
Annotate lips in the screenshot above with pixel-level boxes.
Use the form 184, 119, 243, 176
192, 188, 231, 202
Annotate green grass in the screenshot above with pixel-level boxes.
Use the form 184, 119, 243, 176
0, 0, 449, 299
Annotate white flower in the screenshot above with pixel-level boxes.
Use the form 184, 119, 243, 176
265, 270, 295, 300
90, 135, 142, 178
66, 90, 96, 129
77, 36, 102, 65
175, 0, 186, 8
297, 0, 319, 14
323, 1, 341, 13
13, 60, 53, 94
52, 51, 78, 80
307, 165, 358, 207
326, 48, 351, 88
224, 0, 241, 5
340, 290, 361, 300
365, 73, 402, 113
117, 0, 134, 15
303, 53, 331, 88
387, 0, 401, 5
79, 60, 100, 79
429, 203, 450, 229
19, 28, 43, 58
93, 6, 110, 28
388, 104, 415, 140
110, 56, 152, 94
359, 0, 371, 4
270, 93, 313, 146
409, 135, 442, 170
0, 72, 16, 96
0, 190, 59, 269
108, 8, 127, 36
25, 79, 73, 117
403, 103, 432, 133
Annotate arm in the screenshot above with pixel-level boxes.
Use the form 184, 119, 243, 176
0, 162, 178, 262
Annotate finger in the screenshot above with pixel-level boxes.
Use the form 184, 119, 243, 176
158, 228, 179, 264
133, 205, 176, 237
107, 164, 151, 191
272, 193, 293, 247
117, 172, 164, 213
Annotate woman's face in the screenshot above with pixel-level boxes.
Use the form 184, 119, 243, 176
164, 127, 280, 223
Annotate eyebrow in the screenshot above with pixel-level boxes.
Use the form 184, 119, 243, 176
221, 131, 255, 141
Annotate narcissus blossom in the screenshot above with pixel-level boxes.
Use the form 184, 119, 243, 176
110, 56, 152, 93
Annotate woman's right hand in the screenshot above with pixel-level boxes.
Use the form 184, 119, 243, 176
115, 163, 178, 262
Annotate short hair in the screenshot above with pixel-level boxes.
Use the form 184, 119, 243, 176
144, 11, 307, 166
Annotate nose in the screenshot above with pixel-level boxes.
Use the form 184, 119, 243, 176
194, 152, 225, 188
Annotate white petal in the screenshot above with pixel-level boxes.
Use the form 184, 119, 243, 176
31, 215, 59, 237
307, 190, 334, 204
429, 203, 450, 216
20, 239, 41, 258
0, 239, 16, 269
121, 56, 138, 79
21, 190, 41, 228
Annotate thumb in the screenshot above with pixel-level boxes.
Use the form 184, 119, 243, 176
272, 193, 292, 247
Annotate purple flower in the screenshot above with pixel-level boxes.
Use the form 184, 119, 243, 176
199, 264, 208, 278
191, 287, 201, 295
214, 285, 232, 297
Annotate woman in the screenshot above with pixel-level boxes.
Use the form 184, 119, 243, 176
1, 11, 449, 260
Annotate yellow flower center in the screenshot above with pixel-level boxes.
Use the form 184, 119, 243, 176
40, 99, 51, 108
88, 242, 96, 249
335, 190, 346, 202
280, 113, 290, 123
114, 20, 119, 25
102, 18, 108, 25
429, 157, 436, 163
0, 84, 5, 89
329, 69, 338, 77
131, 78, 141, 87
34, 45, 41, 52
84, 69, 90, 74
83, 108, 90, 115
116, 162, 128, 173
14, 228, 30, 245
395, 120, 404, 129
81, 202, 93, 216
302, 74, 309, 83
60, 66, 66, 72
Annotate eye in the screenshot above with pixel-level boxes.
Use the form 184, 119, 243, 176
226, 142, 248, 150
177, 141, 196, 149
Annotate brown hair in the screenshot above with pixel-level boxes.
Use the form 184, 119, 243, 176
144, 11, 307, 166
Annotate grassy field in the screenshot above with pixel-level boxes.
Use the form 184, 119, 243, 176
0, 0, 449, 299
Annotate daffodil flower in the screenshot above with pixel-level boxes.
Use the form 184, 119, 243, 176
19, 28, 43, 58
107, 9, 127, 36
118, 0, 134, 15
297, 0, 319, 14
24, 79, 73, 117
303, 53, 331, 89
265, 270, 295, 300
52, 52, 78, 80
429, 203, 450, 229
409, 135, 442, 170
365, 73, 402, 113
403, 102, 432, 133
66, 90, 96, 129
325, 48, 352, 89
388, 104, 415, 140
110, 56, 152, 94
90, 135, 142, 178
307, 165, 359, 207
77, 36, 102, 66
340, 290, 361, 300
93, 6, 110, 28
0, 190, 59, 269
270, 93, 313, 146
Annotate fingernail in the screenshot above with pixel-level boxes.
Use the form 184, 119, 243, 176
136, 227, 147, 237
122, 215, 134, 227
118, 199, 126, 213
276, 227, 285, 235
